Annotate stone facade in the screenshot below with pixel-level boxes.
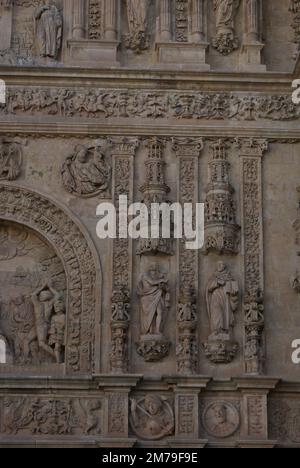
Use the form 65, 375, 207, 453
0, 0, 300, 448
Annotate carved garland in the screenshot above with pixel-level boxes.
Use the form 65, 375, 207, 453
0, 184, 100, 374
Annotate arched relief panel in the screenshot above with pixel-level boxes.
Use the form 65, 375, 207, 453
0, 184, 102, 376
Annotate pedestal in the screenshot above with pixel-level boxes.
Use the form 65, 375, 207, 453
67, 40, 120, 67
156, 42, 210, 71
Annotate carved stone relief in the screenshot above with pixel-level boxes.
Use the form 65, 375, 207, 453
202, 401, 240, 438
136, 265, 171, 362
125, 0, 149, 53
212, 0, 240, 55
137, 137, 173, 257
3, 88, 300, 122
88, 0, 104, 40
0, 185, 100, 375
0, 140, 23, 181
0, 222, 66, 366
61, 143, 111, 198
203, 262, 239, 364
269, 399, 300, 444
204, 140, 240, 255
1, 397, 103, 436
290, 0, 300, 57
34, 1, 63, 60
130, 394, 175, 440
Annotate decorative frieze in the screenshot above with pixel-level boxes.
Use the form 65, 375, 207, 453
3, 88, 300, 122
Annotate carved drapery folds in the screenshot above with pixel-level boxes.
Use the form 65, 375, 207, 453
34, 1, 63, 60
125, 0, 149, 53
110, 138, 139, 373
0, 185, 100, 375
0, 139, 23, 181
237, 138, 268, 375
212, 0, 240, 55
204, 140, 240, 255
137, 137, 173, 257
203, 262, 239, 364
173, 138, 203, 375
61, 142, 111, 198
136, 266, 171, 362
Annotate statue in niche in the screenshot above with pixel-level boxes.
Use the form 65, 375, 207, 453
130, 394, 174, 440
204, 262, 239, 363
34, 0, 62, 59
213, 0, 240, 55
0, 142, 23, 181
136, 265, 171, 362
62, 144, 111, 198
31, 281, 65, 364
125, 0, 149, 53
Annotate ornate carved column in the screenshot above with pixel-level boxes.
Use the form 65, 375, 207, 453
104, 0, 118, 41
0, 0, 13, 51
239, 0, 266, 71
237, 138, 268, 376
72, 0, 85, 39
68, 0, 120, 66
110, 138, 139, 374
159, 0, 172, 42
191, 0, 205, 42
173, 138, 204, 375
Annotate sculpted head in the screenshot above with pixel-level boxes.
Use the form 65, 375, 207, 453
214, 404, 227, 424
149, 264, 160, 279
217, 261, 226, 273
144, 394, 162, 416
39, 290, 53, 302
75, 146, 88, 163
54, 297, 65, 314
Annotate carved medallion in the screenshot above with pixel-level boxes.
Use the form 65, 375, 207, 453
202, 401, 240, 438
130, 394, 174, 440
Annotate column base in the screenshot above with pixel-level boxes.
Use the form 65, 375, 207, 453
155, 42, 210, 71
67, 40, 120, 67
239, 42, 266, 72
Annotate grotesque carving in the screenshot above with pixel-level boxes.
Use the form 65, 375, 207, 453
290, 0, 300, 57
137, 137, 174, 256
203, 262, 239, 364
34, 1, 62, 60
62, 144, 111, 198
213, 0, 240, 55
176, 287, 198, 375
204, 140, 240, 255
136, 265, 171, 362
110, 287, 130, 374
202, 401, 240, 438
125, 0, 149, 52
130, 394, 174, 440
0, 141, 23, 181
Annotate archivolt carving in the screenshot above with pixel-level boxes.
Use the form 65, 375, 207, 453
0, 184, 101, 374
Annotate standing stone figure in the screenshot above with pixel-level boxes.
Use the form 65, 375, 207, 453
204, 262, 239, 363
136, 266, 171, 362
125, 0, 149, 52
34, 1, 62, 59
137, 265, 170, 337
213, 0, 240, 55
31, 281, 65, 362
206, 261, 239, 340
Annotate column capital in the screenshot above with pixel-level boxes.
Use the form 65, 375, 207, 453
236, 138, 269, 157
